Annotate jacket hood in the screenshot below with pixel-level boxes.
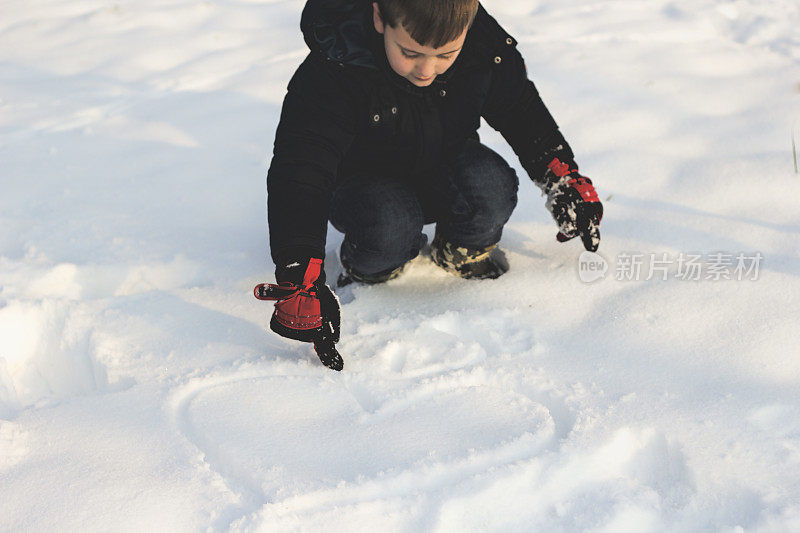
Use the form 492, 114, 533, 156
301, 0, 378, 68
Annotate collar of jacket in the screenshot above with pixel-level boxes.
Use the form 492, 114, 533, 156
300, 1, 516, 93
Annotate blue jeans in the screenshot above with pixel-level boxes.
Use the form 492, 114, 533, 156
329, 140, 519, 276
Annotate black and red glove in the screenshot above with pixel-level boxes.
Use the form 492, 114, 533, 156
254, 258, 343, 371
540, 158, 603, 252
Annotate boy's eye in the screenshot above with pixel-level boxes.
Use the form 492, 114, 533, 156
399, 49, 454, 60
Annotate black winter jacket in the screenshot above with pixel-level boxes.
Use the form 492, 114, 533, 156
267, 0, 576, 265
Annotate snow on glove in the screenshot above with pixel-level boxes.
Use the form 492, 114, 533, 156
254, 258, 343, 371
541, 158, 603, 252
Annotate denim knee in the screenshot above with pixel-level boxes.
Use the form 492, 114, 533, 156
330, 177, 426, 276
437, 141, 519, 247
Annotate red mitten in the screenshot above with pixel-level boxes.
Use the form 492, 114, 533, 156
542, 158, 603, 252
254, 258, 343, 370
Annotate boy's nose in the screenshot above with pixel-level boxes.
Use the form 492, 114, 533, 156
417, 58, 436, 77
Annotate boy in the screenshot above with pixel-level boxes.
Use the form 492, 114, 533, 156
255, 0, 603, 370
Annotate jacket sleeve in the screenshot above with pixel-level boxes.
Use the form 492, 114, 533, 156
480, 39, 576, 186
267, 54, 358, 266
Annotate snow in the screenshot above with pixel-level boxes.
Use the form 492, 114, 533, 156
1, 0, 799, 530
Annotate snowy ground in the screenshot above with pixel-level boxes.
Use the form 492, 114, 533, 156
2, 0, 800, 531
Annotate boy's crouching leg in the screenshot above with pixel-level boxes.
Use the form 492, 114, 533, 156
331, 177, 427, 285
433, 141, 518, 279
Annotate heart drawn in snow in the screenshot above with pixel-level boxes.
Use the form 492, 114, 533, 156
184, 375, 554, 497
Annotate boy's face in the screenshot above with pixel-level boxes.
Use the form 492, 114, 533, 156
373, 3, 468, 87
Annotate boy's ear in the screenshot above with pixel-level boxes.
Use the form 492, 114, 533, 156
372, 2, 385, 34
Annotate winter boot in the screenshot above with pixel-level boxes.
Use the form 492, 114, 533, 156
431, 234, 509, 280
335, 257, 406, 288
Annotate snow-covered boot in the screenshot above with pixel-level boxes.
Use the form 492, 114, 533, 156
431, 234, 509, 280
335, 257, 406, 288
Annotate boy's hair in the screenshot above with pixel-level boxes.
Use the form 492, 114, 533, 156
377, 0, 479, 48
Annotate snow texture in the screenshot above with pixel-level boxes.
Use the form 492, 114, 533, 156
1, 0, 800, 531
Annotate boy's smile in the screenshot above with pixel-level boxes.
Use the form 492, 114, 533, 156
373, 3, 468, 87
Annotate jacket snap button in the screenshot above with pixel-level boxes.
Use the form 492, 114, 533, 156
494, 56, 502, 64
391, 107, 398, 114
372, 114, 380, 122
506, 37, 513, 45
439, 89, 447, 97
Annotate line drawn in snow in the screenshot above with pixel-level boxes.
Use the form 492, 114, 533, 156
165, 330, 580, 530
171, 368, 570, 530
